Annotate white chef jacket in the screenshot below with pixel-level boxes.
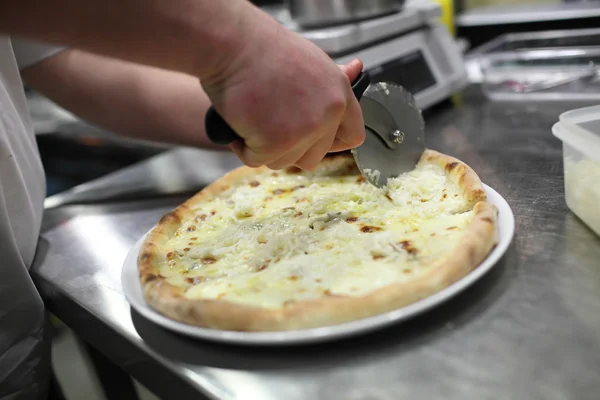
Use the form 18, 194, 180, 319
0, 37, 63, 400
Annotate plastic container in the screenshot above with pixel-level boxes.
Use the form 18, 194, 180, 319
552, 105, 600, 237
470, 28, 600, 57
480, 48, 600, 101
465, 28, 600, 100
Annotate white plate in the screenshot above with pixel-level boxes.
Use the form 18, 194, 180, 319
122, 184, 515, 346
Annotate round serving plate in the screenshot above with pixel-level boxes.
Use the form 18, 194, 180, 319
122, 184, 515, 346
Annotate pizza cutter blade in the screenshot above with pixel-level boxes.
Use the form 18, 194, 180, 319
351, 75, 426, 188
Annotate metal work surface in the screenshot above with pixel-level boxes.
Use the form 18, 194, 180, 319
32, 88, 600, 400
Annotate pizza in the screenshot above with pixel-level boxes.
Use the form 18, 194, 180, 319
137, 149, 498, 331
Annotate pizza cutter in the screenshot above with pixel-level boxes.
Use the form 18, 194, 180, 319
349, 72, 426, 187
205, 71, 426, 188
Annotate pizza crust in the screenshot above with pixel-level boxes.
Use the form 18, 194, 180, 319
138, 149, 498, 331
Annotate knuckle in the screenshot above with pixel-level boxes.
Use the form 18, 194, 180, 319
240, 155, 265, 168
266, 163, 283, 170
274, 133, 298, 152
301, 116, 324, 136
295, 160, 318, 171
328, 94, 347, 117
350, 126, 366, 146
245, 160, 265, 168
265, 156, 293, 170
257, 126, 296, 154
295, 147, 327, 171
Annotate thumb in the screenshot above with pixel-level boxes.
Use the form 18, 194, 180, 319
339, 58, 364, 83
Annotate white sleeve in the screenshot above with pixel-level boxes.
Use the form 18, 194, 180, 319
11, 38, 65, 70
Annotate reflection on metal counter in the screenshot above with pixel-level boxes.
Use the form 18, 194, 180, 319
264, 0, 468, 110
28, 91, 168, 196
43, 148, 242, 208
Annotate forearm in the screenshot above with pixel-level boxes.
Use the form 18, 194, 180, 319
23, 49, 225, 149
0, 0, 259, 80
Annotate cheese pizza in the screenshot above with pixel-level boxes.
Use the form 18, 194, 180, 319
138, 149, 498, 331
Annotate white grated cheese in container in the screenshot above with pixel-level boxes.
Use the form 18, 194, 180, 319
553, 105, 600, 237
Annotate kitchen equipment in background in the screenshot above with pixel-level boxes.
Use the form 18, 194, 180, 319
265, 0, 468, 110
552, 105, 600, 237
457, 1, 600, 31
480, 50, 600, 101
456, 0, 600, 52
287, 0, 405, 28
468, 27, 600, 59
433, 0, 457, 36
466, 28, 600, 100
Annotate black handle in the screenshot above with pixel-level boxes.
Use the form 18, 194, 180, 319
351, 71, 370, 101
205, 71, 371, 145
204, 106, 240, 145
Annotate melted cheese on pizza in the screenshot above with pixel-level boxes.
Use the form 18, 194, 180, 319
157, 162, 473, 308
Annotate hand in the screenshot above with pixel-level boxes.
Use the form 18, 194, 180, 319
200, 6, 365, 170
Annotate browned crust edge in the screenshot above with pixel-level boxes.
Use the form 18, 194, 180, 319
137, 149, 499, 331
419, 149, 488, 206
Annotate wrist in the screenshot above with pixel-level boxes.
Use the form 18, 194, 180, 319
197, 2, 278, 87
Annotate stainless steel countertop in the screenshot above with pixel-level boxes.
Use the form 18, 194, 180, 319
32, 89, 600, 400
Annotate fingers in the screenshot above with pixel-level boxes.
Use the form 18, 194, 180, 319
266, 145, 307, 170
232, 58, 366, 170
329, 138, 352, 153
292, 63, 361, 168
329, 59, 366, 153
333, 94, 366, 150
295, 132, 336, 170
328, 118, 365, 153
231, 133, 308, 168
340, 58, 364, 83
336, 58, 366, 146
230, 140, 262, 168
229, 139, 244, 160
